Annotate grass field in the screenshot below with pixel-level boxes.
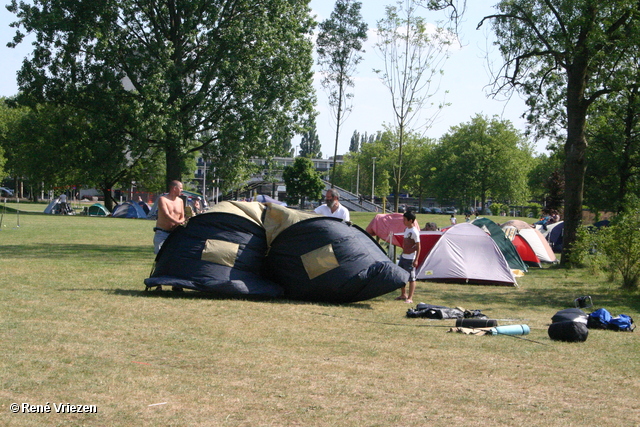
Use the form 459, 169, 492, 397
1, 203, 639, 426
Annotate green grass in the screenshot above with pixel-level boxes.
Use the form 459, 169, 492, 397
1, 207, 639, 426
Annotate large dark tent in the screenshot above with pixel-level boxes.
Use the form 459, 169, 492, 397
145, 202, 283, 297
265, 216, 409, 303
145, 201, 409, 303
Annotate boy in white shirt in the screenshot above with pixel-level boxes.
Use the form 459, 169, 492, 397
395, 211, 421, 303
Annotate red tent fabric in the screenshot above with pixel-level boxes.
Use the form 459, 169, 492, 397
365, 213, 419, 246
511, 234, 541, 268
393, 231, 442, 266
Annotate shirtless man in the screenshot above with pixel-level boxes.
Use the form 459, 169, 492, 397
153, 180, 185, 254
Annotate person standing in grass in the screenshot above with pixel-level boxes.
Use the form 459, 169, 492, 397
395, 210, 420, 304
153, 180, 185, 254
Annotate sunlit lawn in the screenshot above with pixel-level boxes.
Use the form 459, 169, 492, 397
0, 205, 638, 426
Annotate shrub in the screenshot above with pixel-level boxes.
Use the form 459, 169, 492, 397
575, 196, 640, 290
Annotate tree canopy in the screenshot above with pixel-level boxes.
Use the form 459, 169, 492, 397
375, 0, 451, 211
282, 157, 324, 207
428, 115, 533, 210
8, 0, 316, 190
482, 0, 640, 263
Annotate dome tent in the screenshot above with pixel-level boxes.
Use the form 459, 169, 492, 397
471, 217, 528, 272
501, 219, 557, 265
145, 202, 409, 302
416, 223, 517, 286
112, 200, 148, 218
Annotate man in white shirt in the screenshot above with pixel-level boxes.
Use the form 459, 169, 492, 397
314, 188, 350, 221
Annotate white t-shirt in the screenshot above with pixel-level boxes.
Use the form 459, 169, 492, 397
314, 203, 350, 221
401, 226, 420, 260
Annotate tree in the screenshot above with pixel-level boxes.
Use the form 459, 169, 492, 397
316, 0, 368, 186
429, 115, 533, 210
479, 1, 640, 264
349, 130, 360, 153
375, 0, 451, 211
8, 0, 316, 190
1, 102, 163, 209
584, 88, 640, 214
299, 121, 323, 159
282, 157, 324, 208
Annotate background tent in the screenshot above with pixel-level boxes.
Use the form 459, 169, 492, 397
511, 235, 541, 267
546, 221, 564, 253
44, 196, 74, 215
365, 213, 419, 245
112, 200, 148, 218
393, 231, 442, 266
502, 219, 557, 264
145, 201, 409, 303
416, 223, 516, 286
472, 217, 528, 272
87, 203, 109, 216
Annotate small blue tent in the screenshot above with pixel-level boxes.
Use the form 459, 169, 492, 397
112, 201, 148, 218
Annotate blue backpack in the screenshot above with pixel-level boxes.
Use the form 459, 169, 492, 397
588, 308, 635, 332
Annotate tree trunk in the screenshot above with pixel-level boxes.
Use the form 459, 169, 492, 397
102, 187, 115, 211
165, 143, 183, 191
394, 124, 404, 212
330, 83, 344, 188
561, 63, 589, 265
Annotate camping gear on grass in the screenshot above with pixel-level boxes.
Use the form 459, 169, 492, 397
587, 308, 635, 331
456, 318, 498, 328
548, 321, 589, 342
548, 308, 589, 342
490, 324, 530, 336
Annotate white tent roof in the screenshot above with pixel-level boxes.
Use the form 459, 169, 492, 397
416, 223, 516, 286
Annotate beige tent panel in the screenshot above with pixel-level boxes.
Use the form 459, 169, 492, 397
207, 201, 265, 227
263, 203, 319, 245
300, 243, 340, 280
202, 239, 240, 267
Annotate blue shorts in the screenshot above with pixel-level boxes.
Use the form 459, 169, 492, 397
398, 257, 416, 281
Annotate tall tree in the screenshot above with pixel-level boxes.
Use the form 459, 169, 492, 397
375, 0, 451, 212
299, 121, 323, 158
8, 0, 316, 190
479, 0, 640, 264
349, 130, 360, 152
282, 157, 324, 208
316, 0, 368, 186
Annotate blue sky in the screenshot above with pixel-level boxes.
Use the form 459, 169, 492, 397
0, 1, 543, 156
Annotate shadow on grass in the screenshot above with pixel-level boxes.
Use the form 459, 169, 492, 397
111, 288, 374, 309
0, 243, 151, 260
423, 266, 640, 314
